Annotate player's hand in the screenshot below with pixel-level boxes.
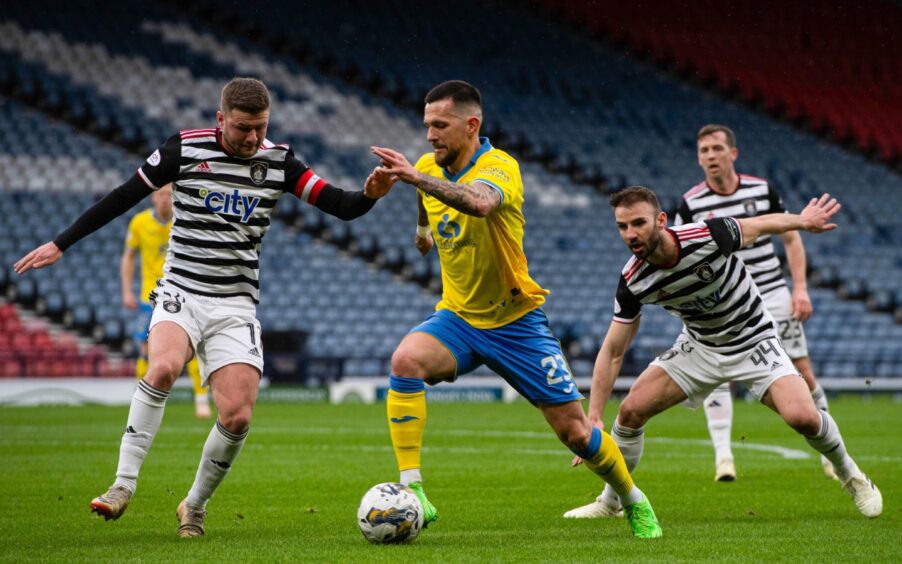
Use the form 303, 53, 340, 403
364, 167, 396, 199
123, 290, 138, 310
570, 454, 584, 467
14, 241, 62, 275
415, 232, 433, 256
371, 146, 419, 185
791, 287, 813, 321
800, 194, 840, 233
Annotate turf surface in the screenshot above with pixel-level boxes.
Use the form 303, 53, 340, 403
1, 395, 899, 562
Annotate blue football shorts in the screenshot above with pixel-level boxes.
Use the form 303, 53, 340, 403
133, 302, 153, 343
410, 308, 582, 405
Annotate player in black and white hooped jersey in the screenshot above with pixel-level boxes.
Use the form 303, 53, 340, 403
14, 78, 395, 537
675, 125, 833, 482
563, 186, 881, 520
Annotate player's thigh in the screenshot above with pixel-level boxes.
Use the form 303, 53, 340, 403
480, 310, 582, 405
539, 400, 591, 447
209, 362, 260, 432
394, 310, 477, 382
146, 321, 194, 386
392, 331, 457, 382
210, 363, 261, 408
761, 372, 820, 434
618, 364, 688, 428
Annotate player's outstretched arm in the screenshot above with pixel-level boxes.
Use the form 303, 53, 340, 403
737, 193, 840, 247
571, 319, 639, 466
779, 230, 813, 321
14, 242, 63, 275
14, 176, 153, 275
587, 319, 640, 427
371, 146, 501, 217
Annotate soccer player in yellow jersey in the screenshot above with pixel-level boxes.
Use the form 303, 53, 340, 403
371, 80, 662, 538
121, 183, 211, 419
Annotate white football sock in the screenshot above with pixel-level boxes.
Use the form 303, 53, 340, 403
599, 421, 645, 507
804, 411, 855, 481
186, 421, 248, 509
811, 383, 829, 413
400, 469, 422, 485
113, 379, 169, 493
704, 384, 734, 462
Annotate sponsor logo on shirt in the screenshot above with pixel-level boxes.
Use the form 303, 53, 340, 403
200, 188, 260, 223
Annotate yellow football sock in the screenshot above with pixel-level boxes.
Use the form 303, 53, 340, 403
387, 380, 427, 472
135, 356, 148, 380
583, 429, 634, 497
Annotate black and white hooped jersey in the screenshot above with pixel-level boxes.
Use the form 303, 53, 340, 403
614, 218, 777, 354
137, 128, 329, 303
675, 175, 787, 295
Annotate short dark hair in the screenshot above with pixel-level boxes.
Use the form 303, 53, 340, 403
424, 80, 482, 109
609, 186, 662, 213
221, 77, 271, 114
697, 124, 736, 148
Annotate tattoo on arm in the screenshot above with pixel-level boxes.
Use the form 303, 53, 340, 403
417, 193, 429, 226
415, 173, 500, 216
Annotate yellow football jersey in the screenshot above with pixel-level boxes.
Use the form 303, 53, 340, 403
416, 138, 549, 328
125, 209, 171, 301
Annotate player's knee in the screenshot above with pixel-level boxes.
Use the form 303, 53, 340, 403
218, 407, 252, 435
390, 347, 429, 379
144, 358, 182, 387
785, 409, 820, 435
558, 424, 593, 453
617, 399, 648, 429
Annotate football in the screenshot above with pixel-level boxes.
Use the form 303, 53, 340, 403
357, 482, 424, 544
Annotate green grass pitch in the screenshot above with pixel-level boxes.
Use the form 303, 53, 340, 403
1, 395, 899, 562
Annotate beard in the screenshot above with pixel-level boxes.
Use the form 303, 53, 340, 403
434, 145, 460, 168
632, 230, 662, 260
222, 132, 260, 158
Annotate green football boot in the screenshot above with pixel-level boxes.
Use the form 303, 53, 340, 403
624, 498, 663, 539
407, 481, 438, 526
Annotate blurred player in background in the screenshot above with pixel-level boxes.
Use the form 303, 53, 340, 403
15, 77, 394, 537
675, 125, 833, 482
564, 187, 881, 520
121, 183, 211, 419
372, 80, 663, 539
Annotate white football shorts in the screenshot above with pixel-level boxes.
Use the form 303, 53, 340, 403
652, 333, 800, 408
148, 283, 263, 385
763, 286, 809, 360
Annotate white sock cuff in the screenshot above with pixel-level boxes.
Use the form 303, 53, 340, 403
612, 421, 644, 439
216, 420, 248, 444
808, 410, 830, 440
136, 379, 169, 408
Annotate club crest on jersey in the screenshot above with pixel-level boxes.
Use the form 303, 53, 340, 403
250, 161, 268, 185
200, 188, 260, 223
694, 262, 715, 283
437, 214, 462, 239
743, 199, 758, 216
162, 299, 181, 314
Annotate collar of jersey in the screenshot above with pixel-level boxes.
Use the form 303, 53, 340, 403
151, 210, 171, 226
442, 137, 492, 182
